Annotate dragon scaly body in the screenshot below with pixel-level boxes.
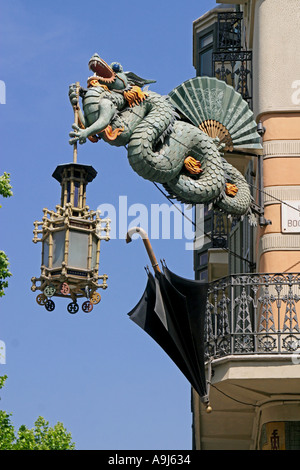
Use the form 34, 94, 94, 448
69, 54, 253, 216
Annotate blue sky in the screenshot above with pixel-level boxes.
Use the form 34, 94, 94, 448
0, 0, 218, 450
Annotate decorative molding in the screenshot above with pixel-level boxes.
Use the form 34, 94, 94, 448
263, 140, 300, 159
258, 233, 300, 258
264, 186, 300, 206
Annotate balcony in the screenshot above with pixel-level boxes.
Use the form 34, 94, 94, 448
216, 11, 243, 52
212, 11, 253, 108
205, 272, 300, 360
193, 272, 300, 450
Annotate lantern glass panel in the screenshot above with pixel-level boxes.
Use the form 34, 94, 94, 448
74, 181, 79, 207
68, 230, 89, 269
52, 230, 65, 268
42, 236, 49, 267
91, 235, 98, 269
67, 181, 71, 203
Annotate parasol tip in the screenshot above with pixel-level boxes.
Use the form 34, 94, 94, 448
205, 403, 213, 413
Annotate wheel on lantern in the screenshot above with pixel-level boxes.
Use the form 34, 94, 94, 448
67, 302, 79, 314
36, 293, 47, 306
44, 284, 56, 297
90, 292, 101, 305
45, 299, 55, 311
60, 282, 70, 296
82, 301, 93, 313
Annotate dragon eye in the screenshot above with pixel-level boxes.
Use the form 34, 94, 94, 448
111, 62, 122, 73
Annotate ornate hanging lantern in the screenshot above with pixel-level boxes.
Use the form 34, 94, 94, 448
31, 83, 110, 314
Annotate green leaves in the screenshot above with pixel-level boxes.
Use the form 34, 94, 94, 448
0, 377, 75, 450
0, 172, 13, 296
0, 412, 76, 450
0, 410, 15, 450
13, 417, 75, 450
0, 172, 13, 204
0, 251, 12, 297
0, 375, 7, 390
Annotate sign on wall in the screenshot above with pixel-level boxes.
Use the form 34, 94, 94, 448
260, 421, 300, 450
281, 200, 300, 233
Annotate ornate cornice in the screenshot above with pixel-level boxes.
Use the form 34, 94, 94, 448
258, 233, 300, 258
263, 140, 300, 159
264, 185, 300, 206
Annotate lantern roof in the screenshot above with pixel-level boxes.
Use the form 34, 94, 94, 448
52, 162, 97, 184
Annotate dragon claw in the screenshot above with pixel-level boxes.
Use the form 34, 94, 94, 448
69, 124, 87, 144
68, 84, 78, 105
184, 156, 203, 175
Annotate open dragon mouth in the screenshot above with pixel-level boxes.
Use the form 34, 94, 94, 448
88, 54, 116, 84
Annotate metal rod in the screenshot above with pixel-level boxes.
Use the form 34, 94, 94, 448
73, 81, 80, 164
257, 120, 272, 226
126, 227, 161, 273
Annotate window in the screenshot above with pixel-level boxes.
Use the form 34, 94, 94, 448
199, 32, 213, 77
199, 252, 208, 266
195, 24, 216, 78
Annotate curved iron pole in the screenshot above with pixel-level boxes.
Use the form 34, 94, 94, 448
126, 227, 161, 273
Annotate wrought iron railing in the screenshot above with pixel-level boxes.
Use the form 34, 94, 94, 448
205, 273, 300, 360
217, 11, 243, 52
213, 50, 253, 108
213, 11, 253, 108
211, 211, 230, 249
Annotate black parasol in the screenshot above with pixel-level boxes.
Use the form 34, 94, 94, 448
126, 227, 211, 410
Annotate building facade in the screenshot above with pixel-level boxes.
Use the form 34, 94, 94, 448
192, 0, 300, 450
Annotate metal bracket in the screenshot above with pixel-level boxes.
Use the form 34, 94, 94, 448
253, 121, 272, 227
250, 201, 272, 227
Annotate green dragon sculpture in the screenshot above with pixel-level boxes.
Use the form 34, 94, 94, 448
69, 53, 262, 217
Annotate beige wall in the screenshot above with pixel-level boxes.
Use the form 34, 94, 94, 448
261, 114, 300, 142
252, 0, 300, 120
249, 0, 300, 274
257, 113, 300, 272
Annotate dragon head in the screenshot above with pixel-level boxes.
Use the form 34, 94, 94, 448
88, 53, 128, 90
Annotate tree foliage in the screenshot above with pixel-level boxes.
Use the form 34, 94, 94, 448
0, 414, 75, 450
0, 375, 7, 389
0, 413, 75, 450
0, 172, 13, 296
0, 377, 75, 450
0, 172, 13, 202
0, 251, 12, 297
